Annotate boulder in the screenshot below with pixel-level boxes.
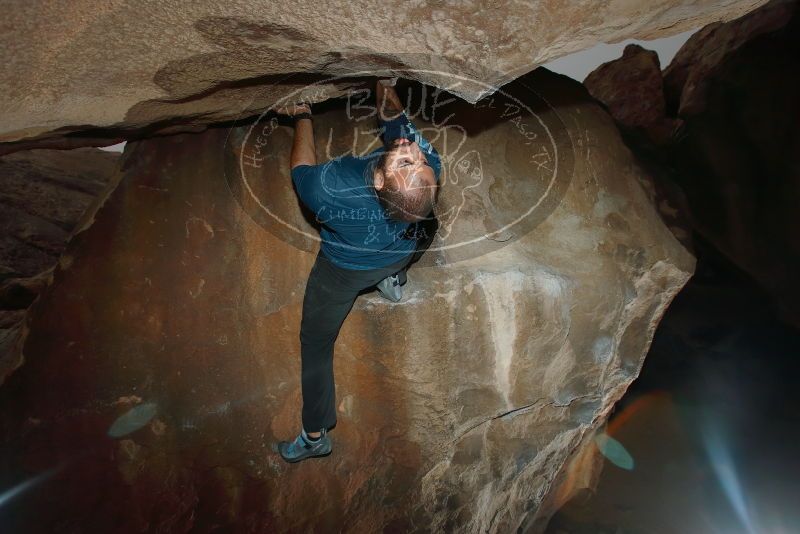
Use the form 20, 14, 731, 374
666, 0, 800, 326
663, 0, 796, 116
585, 44, 682, 145
0, 147, 120, 278
583, 45, 695, 251
0, 147, 120, 381
0, 0, 768, 147
0, 69, 693, 532
583, 0, 800, 327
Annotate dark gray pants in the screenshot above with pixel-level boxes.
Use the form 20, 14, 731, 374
299, 220, 436, 432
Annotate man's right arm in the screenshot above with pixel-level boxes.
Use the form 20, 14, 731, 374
284, 103, 316, 170
274, 102, 327, 213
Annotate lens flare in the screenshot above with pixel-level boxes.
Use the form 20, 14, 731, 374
594, 432, 635, 470
701, 420, 757, 534
108, 401, 158, 438
0, 465, 61, 509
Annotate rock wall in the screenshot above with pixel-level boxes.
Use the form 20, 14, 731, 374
0, 147, 120, 384
585, 0, 800, 327
0, 148, 120, 278
0, 69, 693, 532
584, 44, 682, 145
0, 0, 768, 147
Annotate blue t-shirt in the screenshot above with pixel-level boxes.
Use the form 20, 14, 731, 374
291, 112, 441, 270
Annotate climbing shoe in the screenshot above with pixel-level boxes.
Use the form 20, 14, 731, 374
277, 427, 332, 463
376, 270, 406, 302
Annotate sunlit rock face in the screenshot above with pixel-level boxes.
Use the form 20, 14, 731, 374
0, 69, 693, 532
585, 0, 800, 327
0, 0, 768, 146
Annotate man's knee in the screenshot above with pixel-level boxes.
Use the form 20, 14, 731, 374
300, 329, 338, 349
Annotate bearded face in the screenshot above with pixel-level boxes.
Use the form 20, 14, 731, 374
374, 138, 438, 222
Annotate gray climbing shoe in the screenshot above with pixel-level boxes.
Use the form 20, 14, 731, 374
277, 427, 332, 463
376, 270, 406, 302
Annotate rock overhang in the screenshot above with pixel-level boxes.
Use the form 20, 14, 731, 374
0, 0, 769, 149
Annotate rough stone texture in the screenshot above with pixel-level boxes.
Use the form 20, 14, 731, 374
583, 44, 696, 252
663, 0, 796, 116
0, 147, 120, 383
0, 69, 693, 532
584, 44, 682, 145
0, 148, 120, 278
585, 0, 800, 327
0, 0, 768, 148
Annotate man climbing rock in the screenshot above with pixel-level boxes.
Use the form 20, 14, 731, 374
274, 79, 442, 463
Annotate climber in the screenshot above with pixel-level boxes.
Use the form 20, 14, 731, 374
273, 78, 442, 463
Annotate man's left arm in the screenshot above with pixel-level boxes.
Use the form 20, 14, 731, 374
398, 114, 442, 184
376, 81, 442, 183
